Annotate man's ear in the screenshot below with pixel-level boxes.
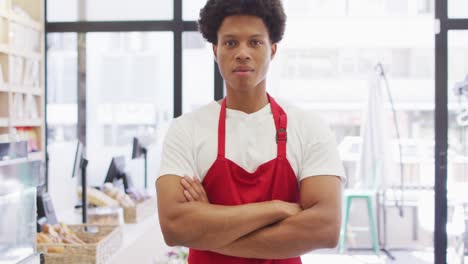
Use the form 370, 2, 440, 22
212, 44, 218, 62
270, 43, 277, 60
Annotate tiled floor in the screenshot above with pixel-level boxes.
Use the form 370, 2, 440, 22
153, 248, 467, 263
302, 249, 467, 264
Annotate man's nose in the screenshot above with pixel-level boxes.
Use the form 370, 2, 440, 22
235, 46, 251, 61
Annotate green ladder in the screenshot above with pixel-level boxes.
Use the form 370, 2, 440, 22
338, 190, 380, 254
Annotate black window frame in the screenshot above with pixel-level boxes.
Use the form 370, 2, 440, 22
435, 1, 468, 263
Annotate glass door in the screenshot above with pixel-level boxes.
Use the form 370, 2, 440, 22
447, 30, 468, 264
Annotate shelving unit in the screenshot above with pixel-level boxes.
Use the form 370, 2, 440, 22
0, 0, 44, 160
0, 1, 44, 262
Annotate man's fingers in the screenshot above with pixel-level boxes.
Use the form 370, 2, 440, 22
195, 178, 207, 193
193, 178, 209, 202
180, 176, 209, 203
183, 190, 194, 202
181, 178, 200, 200
190, 177, 205, 197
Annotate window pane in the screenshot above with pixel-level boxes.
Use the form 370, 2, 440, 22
183, 0, 206, 21
86, 32, 173, 187
447, 30, 468, 263
449, 0, 468, 18
46, 33, 80, 214
47, 0, 173, 22
46, 33, 78, 143
182, 32, 213, 113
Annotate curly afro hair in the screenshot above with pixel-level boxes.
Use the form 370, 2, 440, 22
198, 0, 286, 44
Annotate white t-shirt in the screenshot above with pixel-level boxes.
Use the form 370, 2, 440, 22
158, 99, 346, 183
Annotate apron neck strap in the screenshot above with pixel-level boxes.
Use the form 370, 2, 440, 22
268, 94, 288, 159
218, 98, 227, 158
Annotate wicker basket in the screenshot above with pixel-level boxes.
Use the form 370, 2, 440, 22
123, 197, 156, 223
37, 224, 122, 264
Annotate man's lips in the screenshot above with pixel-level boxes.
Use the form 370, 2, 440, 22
233, 66, 254, 76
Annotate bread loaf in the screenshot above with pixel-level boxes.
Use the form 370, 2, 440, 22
102, 183, 135, 207
37, 233, 52, 243
38, 222, 86, 245
77, 187, 119, 207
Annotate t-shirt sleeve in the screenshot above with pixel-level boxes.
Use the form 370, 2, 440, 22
299, 114, 346, 183
158, 117, 197, 180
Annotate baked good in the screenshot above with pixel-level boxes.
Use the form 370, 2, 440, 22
77, 187, 119, 207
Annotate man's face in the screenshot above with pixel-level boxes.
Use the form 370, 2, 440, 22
213, 15, 277, 93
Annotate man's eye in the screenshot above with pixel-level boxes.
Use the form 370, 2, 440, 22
251, 40, 263, 46
225, 41, 236, 47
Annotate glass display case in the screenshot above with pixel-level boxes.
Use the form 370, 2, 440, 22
0, 160, 44, 264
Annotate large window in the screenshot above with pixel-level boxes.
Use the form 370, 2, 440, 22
270, 0, 435, 150
45, 1, 205, 190
85, 32, 173, 186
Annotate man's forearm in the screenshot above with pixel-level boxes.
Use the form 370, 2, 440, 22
212, 203, 340, 259
160, 200, 295, 250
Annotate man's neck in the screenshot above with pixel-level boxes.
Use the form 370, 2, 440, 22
224, 87, 269, 114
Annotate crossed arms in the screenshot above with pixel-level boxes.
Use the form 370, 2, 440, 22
156, 174, 342, 259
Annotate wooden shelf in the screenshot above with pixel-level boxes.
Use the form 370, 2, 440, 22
11, 119, 43, 127
9, 85, 42, 95
1, 11, 42, 30
0, 1, 45, 166
2, 84, 43, 95
0, 43, 42, 60
0, 118, 9, 127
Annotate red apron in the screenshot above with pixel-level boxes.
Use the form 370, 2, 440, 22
188, 94, 302, 264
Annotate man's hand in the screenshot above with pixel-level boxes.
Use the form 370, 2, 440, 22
180, 177, 301, 218
180, 176, 209, 203
277, 202, 302, 217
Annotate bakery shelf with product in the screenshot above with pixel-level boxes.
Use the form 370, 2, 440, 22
36, 223, 123, 264
76, 182, 153, 224
102, 182, 154, 224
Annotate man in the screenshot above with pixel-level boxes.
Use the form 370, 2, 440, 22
156, 0, 345, 263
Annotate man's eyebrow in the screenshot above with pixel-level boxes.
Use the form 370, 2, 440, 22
220, 34, 237, 39
249, 34, 265, 38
